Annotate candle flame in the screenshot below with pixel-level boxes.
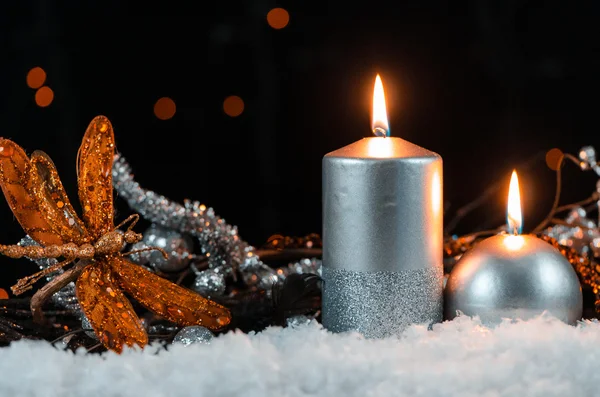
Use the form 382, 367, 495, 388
372, 74, 389, 137
507, 170, 522, 235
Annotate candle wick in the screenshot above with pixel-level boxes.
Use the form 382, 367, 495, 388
372, 127, 388, 137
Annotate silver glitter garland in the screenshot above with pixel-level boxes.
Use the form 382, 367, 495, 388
112, 153, 322, 294
542, 146, 600, 256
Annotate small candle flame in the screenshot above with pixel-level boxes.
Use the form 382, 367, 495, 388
507, 170, 522, 235
372, 74, 389, 137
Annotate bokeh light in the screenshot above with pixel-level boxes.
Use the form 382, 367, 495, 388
267, 8, 289, 29
0, 288, 8, 300
154, 97, 176, 120
35, 86, 54, 107
26, 67, 46, 89
545, 148, 564, 171
223, 96, 245, 117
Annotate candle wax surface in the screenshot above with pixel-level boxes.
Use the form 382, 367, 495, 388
326, 137, 438, 160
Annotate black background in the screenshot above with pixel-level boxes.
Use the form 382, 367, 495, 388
1, 1, 599, 291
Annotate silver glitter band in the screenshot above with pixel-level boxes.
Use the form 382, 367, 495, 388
322, 266, 443, 338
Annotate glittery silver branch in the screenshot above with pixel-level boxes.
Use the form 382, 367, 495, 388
542, 146, 600, 256
111, 153, 321, 295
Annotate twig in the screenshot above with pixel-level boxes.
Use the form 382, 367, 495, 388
50, 328, 88, 345
86, 342, 103, 352
532, 153, 583, 234
555, 193, 599, 214
550, 218, 598, 232
0, 309, 74, 317
444, 151, 545, 234
255, 248, 322, 262
175, 268, 191, 285
531, 157, 565, 234
0, 316, 24, 331
461, 225, 507, 241
30, 260, 87, 325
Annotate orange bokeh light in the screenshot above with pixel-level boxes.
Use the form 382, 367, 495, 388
267, 8, 290, 29
154, 97, 176, 120
35, 86, 54, 107
0, 288, 8, 299
223, 95, 245, 117
27, 67, 47, 89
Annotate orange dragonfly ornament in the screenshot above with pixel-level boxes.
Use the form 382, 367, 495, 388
0, 116, 231, 352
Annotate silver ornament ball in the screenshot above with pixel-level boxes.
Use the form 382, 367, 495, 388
140, 224, 194, 272
286, 315, 312, 328
192, 269, 227, 297
445, 234, 583, 326
579, 146, 597, 169
172, 326, 214, 346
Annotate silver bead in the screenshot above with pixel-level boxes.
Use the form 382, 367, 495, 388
565, 207, 587, 224
286, 315, 312, 328
445, 235, 583, 326
192, 269, 227, 297
172, 326, 214, 346
140, 224, 194, 272
579, 146, 596, 169
579, 146, 600, 176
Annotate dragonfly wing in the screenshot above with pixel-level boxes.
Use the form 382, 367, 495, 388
77, 116, 115, 239
30, 151, 89, 245
0, 138, 63, 246
112, 256, 231, 331
75, 259, 147, 353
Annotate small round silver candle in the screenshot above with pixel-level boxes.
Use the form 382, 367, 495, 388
445, 171, 583, 326
444, 234, 583, 326
322, 75, 444, 338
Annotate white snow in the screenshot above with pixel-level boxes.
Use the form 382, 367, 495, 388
2, 313, 600, 397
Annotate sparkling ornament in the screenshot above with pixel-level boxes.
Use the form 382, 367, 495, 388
129, 224, 194, 272
543, 207, 600, 255
286, 315, 311, 328
273, 258, 322, 281
192, 268, 227, 297
579, 146, 600, 175
172, 326, 214, 346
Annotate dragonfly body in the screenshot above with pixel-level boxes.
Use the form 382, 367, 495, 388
0, 229, 143, 259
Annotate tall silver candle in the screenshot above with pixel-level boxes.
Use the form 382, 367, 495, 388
322, 75, 444, 338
